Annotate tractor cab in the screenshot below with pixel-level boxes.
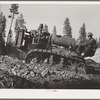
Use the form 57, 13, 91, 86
15, 29, 35, 52
15, 28, 50, 52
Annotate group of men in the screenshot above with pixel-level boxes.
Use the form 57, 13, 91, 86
37, 24, 97, 57
36, 24, 97, 58
26, 23, 97, 58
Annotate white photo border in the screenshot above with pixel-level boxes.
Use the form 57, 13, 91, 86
0, 1, 100, 99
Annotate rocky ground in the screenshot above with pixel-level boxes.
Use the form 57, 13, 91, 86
0, 56, 100, 89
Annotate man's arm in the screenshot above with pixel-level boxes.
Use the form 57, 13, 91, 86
82, 38, 95, 46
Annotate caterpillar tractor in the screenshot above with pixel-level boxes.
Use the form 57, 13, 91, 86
15, 24, 88, 74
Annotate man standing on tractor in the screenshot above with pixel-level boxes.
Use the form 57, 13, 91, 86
37, 24, 43, 43
81, 32, 97, 57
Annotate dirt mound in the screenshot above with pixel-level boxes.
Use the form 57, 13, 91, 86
0, 55, 99, 89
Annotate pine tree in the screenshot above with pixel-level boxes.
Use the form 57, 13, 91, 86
99, 37, 100, 43
0, 11, 6, 54
15, 13, 26, 30
7, 4, 19, 45
53, 26, 57, 34
79, 23, 86, 42
63, 18, 72, 38
99, 37, 100, 47
15, 18, 19, 30
96, 38, 98, 47
14, 13, 26, 44
15, 13, 26, 38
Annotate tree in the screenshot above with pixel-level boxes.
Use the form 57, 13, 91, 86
63, 18, 72, 38
99, 37, 100, 47
79, 23, 87, 42
99, 37, 100, 43
0, 11, 6, 54
53, 26, 57, 34
42, 24, 49, 32
9, 4, 19, 31
7, 4, 19, 44
15, 13, 26, 30
15, 13, 26, 42
96, 37, 100, 48
14, 13, 26, 45
96, 38, 98, 47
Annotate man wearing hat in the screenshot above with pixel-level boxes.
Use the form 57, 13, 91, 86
40, 26, 50, 44
81, 32, 97, 57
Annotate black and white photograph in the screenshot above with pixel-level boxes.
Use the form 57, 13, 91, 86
0, 1, 100, 90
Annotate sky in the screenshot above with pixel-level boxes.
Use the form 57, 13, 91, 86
0, 3, 100, 40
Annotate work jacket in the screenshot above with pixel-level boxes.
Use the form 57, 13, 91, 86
83, 37, 97, 51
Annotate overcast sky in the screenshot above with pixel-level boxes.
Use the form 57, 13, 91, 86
1, 3, 100, 40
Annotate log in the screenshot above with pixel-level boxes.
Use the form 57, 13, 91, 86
51, 34, 76, 48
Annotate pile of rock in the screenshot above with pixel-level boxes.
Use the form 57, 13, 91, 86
0, 56, 91, 88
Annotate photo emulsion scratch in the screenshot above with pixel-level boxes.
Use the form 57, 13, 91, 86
0, 3, 100, 89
